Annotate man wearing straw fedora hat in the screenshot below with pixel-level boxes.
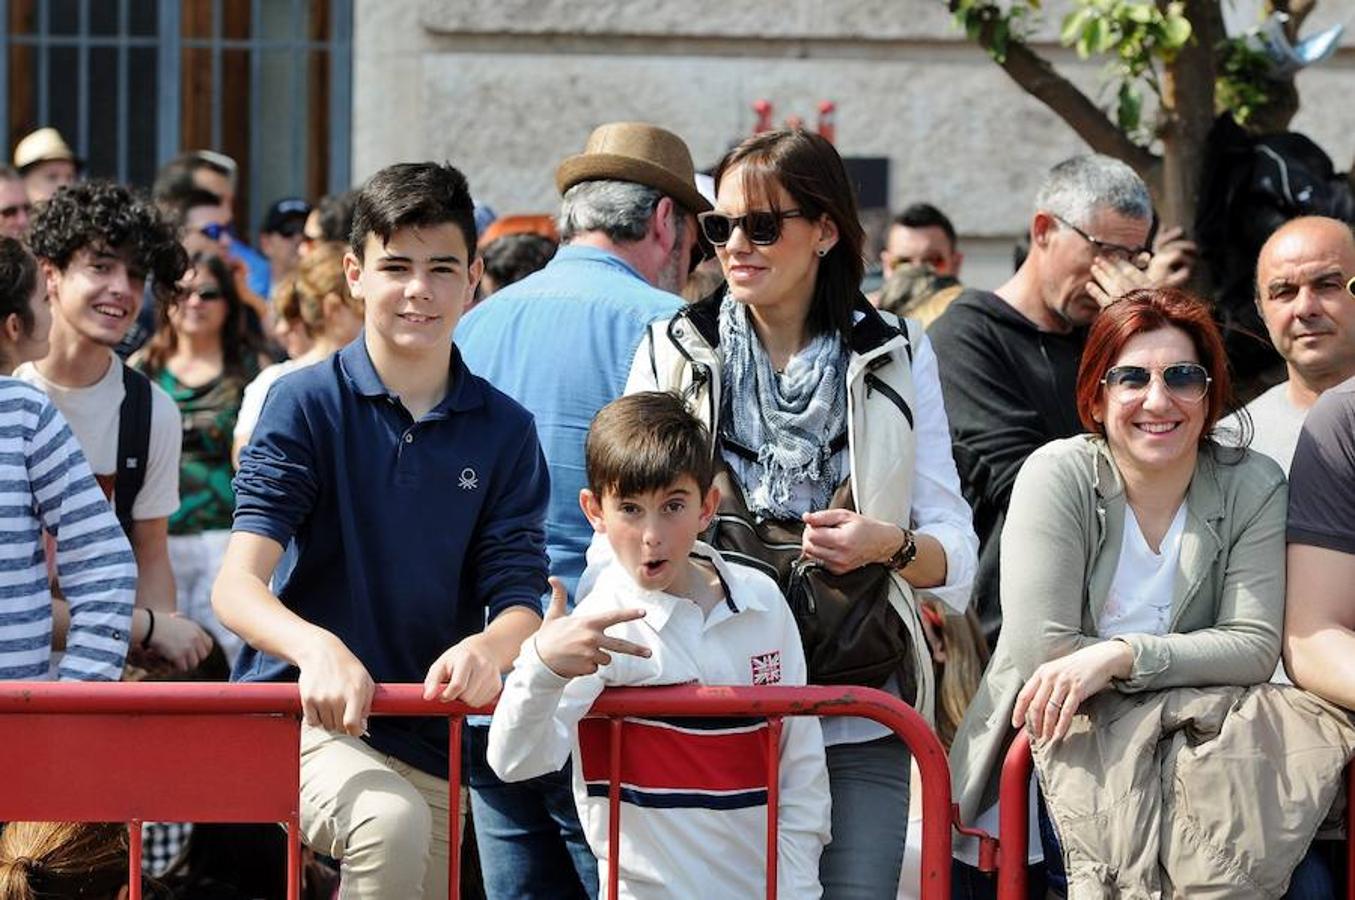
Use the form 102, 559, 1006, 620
457, 121, 711, 899
13, 127, 79, 204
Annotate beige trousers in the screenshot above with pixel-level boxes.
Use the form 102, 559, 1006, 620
300, 723, 466, 899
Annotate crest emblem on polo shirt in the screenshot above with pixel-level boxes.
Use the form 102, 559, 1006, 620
751, 651, 781, 685
458, 467, 478, 490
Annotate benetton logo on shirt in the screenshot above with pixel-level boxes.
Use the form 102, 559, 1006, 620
458, 467, 478, 490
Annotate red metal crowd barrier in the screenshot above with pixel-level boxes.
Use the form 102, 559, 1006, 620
0, 681, 952, 900
989, 730, 1355, 900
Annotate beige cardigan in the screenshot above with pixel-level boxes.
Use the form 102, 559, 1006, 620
950, 434, 1288, 823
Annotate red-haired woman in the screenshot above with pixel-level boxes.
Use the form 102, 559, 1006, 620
949, 288, 1301, 895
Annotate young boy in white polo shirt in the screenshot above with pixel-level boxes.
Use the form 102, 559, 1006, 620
489, 391, 831, 899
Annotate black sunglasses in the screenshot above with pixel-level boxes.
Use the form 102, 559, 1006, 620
1102, 363, 1210, 402
697, 209, 804, 246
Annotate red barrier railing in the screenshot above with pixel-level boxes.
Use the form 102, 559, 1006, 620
0, 681, 952, 899
990, 729, 1355, 899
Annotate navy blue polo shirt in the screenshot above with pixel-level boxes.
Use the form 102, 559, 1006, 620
231, 335, 550, 776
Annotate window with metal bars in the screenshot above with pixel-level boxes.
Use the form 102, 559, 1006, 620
0, 0, 351, 240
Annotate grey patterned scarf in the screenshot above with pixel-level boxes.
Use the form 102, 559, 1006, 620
718, 294, 849, 520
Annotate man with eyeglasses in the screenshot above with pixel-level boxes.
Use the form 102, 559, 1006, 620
930, 154, 1155, 650
257, 197, 310, 295
454, 121, 710, 900
872, 202, 965, 326
0, 168, 32, 240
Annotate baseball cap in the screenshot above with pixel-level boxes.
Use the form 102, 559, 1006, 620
261, 197, 311, 235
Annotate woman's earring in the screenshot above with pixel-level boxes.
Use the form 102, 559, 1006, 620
817, 247, 828, 257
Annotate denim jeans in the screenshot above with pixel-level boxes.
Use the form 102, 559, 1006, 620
819, 735, 912, 899
465, 725, 598, 900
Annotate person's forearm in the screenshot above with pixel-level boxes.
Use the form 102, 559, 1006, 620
212, 564, 334, 668
1287, 630, 1355, 710
477, 606, 544, 671
135, 556, 176, 612
899, 532, 947, 590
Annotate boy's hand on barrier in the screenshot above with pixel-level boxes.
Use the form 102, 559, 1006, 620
535, 576, 651, 678
297, 631, 375, 737
1011, 640, 1134, 743
423, 635, 505, 707
147, 613, 214, 671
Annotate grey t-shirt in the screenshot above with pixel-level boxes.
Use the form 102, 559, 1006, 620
1219, 381, 1307, 475
1288, 376, 1355, 555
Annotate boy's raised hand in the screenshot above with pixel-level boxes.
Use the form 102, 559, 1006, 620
535, 576, 652, 678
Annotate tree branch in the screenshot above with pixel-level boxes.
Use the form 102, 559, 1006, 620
955, 7, 1160, 178
993, 39, 1160, 176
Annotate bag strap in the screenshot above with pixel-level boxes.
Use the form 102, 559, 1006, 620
114, 365, 153, 537
720, 430, 848, 464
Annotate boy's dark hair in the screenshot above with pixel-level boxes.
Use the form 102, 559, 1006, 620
29, 180, 189, 301
349, 162, 477, 262
0, 236, 38, 331
586, 392, 714, 498
893, 202, 957, 249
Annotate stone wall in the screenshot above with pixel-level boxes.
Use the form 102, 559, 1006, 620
352, 0, 1355, 291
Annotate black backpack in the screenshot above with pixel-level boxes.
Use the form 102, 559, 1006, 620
114, 364, 152, 536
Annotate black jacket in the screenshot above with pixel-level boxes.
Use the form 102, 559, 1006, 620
928, 288, 1085, 643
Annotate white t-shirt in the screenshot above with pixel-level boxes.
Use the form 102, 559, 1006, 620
1218, 381, 1307, 475
234, 357, 313, 444
14, 352, 180, 520
1099, 504, 1187, 639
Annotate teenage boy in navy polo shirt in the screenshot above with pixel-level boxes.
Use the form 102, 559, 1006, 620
213, 161, 550, 898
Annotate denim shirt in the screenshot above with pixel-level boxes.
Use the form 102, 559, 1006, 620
457, 245, 683, 601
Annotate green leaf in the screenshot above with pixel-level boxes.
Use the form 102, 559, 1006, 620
1124, 3, 1155, 24
1078, 18, 1102, 58
1061, 8, 1091, 46
1117, 82, 1143, 132
1161, 14, 1192, 48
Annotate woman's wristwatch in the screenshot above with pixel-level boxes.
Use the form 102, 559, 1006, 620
886, 529, 917, 571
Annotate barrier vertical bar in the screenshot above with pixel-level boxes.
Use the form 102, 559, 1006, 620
286, 814, 301, 900
996, 731, 1033, 900
448, 715, 463, 900
765, 716, 782, 900
128, 819, 143, 900
608, 717, 623, 900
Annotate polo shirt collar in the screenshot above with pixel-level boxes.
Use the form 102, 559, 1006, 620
339, 332, 485, 415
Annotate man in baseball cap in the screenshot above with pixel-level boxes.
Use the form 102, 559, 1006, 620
13, 127, 80, 204
258, 197, 311, 294
455, 121, 711, 899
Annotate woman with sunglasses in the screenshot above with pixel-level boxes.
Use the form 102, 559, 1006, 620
132, 254, 266, 665
623, 128, 978, 898
949, 288, 1297, 895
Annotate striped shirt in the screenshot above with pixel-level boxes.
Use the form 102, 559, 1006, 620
0, 378, 134, 681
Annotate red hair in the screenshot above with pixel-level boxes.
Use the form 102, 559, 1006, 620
1075, 288, 1233, 442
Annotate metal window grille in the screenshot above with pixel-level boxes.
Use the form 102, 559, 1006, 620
0, 0, 351, 230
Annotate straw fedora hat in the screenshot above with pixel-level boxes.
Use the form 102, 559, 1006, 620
14, 127, 80, 172
556, 122, 711, 215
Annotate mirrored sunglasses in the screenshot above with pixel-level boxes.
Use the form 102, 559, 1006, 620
697, 209, 804, 246
1102, 363, 1210, 402
199, 223, 229, 241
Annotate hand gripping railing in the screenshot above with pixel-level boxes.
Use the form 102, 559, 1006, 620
0, 681, 953, 900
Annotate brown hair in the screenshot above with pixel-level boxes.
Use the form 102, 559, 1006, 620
586, 392, 714, 498
136, 253, 259, 379
0, 821, 131, 899
713, 129, 866, 340
293, 241, 361, 335
1075, 288, 1240, 446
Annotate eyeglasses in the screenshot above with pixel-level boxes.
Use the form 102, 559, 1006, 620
1052, 214, 1149, 264
1102, 363, 1211, 403
193, 287, 224, 301
199, 223, 229, 241
697, 209, 805, 246
0, 202, 31, 219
